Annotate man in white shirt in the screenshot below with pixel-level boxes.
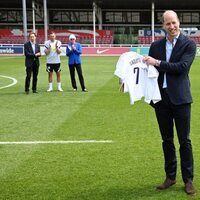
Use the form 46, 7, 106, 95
44, 32, 63, 92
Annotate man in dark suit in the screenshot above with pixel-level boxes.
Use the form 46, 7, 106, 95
24, 32, 41, 94
144, 10, 196, 195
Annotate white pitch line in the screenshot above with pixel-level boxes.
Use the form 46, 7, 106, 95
0, 140, 113, 145
0, 75, 18, 90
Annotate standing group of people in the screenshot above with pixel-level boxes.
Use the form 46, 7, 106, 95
24, 10, 197, 197
24, 32, 87, 94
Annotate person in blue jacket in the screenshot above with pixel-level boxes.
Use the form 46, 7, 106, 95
66, 34, 88, 92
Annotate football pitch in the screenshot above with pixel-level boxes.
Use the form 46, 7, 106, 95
0, 55, 200, 200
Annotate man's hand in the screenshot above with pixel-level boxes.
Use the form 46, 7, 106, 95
35, 52, 41, 57
143, 56, 160, 66
44, 44, 51, 55
56, 46, 62, 54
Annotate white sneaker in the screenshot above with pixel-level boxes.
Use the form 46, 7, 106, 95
73, 88, 77, 92
47, 88, 53, 92
83, 88, 88, 92
58, 87, 63, 92
47, 83, 53, 92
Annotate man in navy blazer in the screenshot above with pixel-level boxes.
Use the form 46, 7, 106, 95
144, 10, 196, 195
24, 32, 41, 94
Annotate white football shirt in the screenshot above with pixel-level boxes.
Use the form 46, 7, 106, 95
114, 51, 161, 105
44, 40, 62, 64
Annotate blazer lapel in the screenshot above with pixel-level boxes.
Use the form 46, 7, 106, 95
160, 39, 166, 61
35, 44, 39, 53
28, 41, 34, 54
157, 38, 166, 87
169, 33, 183, 62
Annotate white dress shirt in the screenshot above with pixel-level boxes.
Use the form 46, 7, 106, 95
162, 33, 179, 88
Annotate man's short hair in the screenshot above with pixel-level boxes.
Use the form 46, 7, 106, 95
162, 10, 179, 24
29, 32, 36, 37
48, 31, 55, 35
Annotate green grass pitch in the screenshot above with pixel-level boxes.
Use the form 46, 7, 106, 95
0, 55, 200, 200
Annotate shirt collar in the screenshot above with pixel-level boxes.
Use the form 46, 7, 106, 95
166, 32, 180, 45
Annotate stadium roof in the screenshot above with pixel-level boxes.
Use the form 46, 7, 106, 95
1, 0, 200, 10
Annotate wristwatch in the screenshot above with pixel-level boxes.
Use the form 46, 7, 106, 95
155, 59, 161, 67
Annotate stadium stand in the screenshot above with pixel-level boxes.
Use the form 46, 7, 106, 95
1, 28, 200, 45
0, 1, 199, 45
138, 29, 200, 45
138, 36, 162, 44
0, 29, 113, 44
138, 35, 200, 44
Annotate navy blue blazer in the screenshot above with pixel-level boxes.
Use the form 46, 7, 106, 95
24, 41, 41, 68
149, 33, 196, 105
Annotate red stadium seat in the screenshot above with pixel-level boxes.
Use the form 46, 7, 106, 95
0, 28, 113, 44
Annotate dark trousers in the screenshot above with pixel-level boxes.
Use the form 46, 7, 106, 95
69, 64, 85, 90
154, 89, 194, 183
25, 62, 39, 92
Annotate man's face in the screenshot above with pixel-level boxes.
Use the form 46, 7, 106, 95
29, 34, 36, 43
49, 33, 56, 41
163, 12, 180, 39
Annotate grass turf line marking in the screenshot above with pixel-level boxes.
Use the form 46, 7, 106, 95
0, 75, 18, 90
0, 140, 113, 145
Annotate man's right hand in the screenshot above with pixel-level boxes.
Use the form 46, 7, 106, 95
35, 52, 41, 57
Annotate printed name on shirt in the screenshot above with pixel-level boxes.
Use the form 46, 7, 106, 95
129, 57, 143, 66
